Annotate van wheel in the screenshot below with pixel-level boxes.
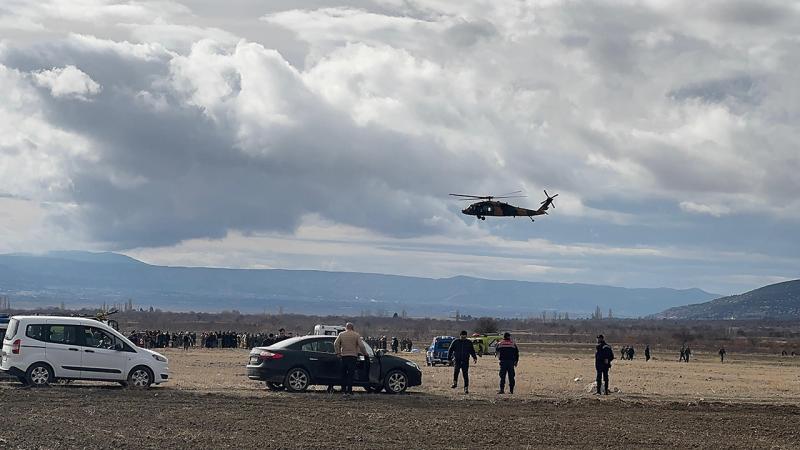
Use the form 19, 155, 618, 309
26, 363, 54, 387
127, 366, 153, 389
284, 367, 310, 392
384, 370, 408, 394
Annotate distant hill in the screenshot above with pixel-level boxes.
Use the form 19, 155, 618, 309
0, 251, 718, 317
654, 280, 800, 320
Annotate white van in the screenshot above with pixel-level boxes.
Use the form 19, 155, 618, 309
313, 324, 346, 336
0, 315, 169, 388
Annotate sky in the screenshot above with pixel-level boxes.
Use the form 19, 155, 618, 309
0, 0, 798, 295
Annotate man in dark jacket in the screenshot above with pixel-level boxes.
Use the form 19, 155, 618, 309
495, 332, 519, 394
595, 334, 614, 395
448, 330, 478, 394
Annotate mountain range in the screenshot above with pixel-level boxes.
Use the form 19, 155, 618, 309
0, 251, 719, 317
654, 279, 800, 320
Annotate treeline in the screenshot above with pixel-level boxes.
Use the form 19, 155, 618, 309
7, 307, 800, 353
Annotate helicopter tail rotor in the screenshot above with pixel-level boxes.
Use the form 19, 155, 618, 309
541, 190, 558, 208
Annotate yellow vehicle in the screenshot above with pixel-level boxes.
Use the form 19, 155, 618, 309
470, 334, 502, 356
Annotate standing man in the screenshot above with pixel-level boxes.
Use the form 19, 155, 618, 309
644, 344, 651, 362
685, 345, 692, 363
495, 332, 519, 394
448, 330, 478, 394
719, 347, 726, 363
391, 337, 399, 353
595, 334, 615, 395
334, 322, 367, 396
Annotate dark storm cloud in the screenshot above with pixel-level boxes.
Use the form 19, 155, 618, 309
2, 36, 484, 248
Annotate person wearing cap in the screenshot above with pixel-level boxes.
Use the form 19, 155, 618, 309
448, 330, 478, 394
595, 334, 615, 395
495, 332, 519, 394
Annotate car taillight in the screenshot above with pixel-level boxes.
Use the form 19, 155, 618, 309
11, 339, 21, 355
259, 351, 284, 361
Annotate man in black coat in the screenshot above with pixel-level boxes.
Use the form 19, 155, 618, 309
448, 330, 478, 394
595, 334, 614, 395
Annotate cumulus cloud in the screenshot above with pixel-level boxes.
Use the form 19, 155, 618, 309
32, 65, 102, 100
0, 0, 798, 293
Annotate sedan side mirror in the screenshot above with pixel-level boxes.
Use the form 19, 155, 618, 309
376, 349, 386, 357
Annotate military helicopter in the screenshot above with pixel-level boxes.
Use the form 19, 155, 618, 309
450, 190, 558, 222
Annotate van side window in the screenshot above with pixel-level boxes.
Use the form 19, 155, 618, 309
26, 324, 48, 342
82, 326, 135, 352
47, 325, 80, 345
83, 326, 117, 350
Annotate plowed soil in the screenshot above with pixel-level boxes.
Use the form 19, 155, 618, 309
2, 346, 799, 449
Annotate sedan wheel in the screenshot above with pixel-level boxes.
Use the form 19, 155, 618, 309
284, 368, 310, 392
384, 370, 408, 394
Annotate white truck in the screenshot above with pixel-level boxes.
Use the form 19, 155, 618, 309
312, 324, 346, 336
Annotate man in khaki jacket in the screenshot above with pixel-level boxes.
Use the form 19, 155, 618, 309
334, 322, 367, 395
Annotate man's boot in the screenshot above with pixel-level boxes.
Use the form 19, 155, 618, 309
509, 385, 514, 394
451, 382, 457, 389
497, 387, 505, 394
464, 387, 469, 394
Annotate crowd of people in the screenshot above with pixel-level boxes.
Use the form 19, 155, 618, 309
363, 336, 415, 353
127, 328, 297, 350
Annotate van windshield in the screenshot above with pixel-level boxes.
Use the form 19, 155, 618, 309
3, 319, 17, 341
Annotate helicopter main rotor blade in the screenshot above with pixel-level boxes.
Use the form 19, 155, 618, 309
449, 193, 487, 199
498, 190, 523, 197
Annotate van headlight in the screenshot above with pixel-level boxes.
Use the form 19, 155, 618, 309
153, 354, 168, 363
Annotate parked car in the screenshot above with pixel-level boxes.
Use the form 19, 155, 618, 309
0, 315, 169, 388
426, 336, 455, 366
246, 335, 422, 394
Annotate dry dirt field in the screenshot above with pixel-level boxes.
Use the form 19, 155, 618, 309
2, 344, 800, 449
